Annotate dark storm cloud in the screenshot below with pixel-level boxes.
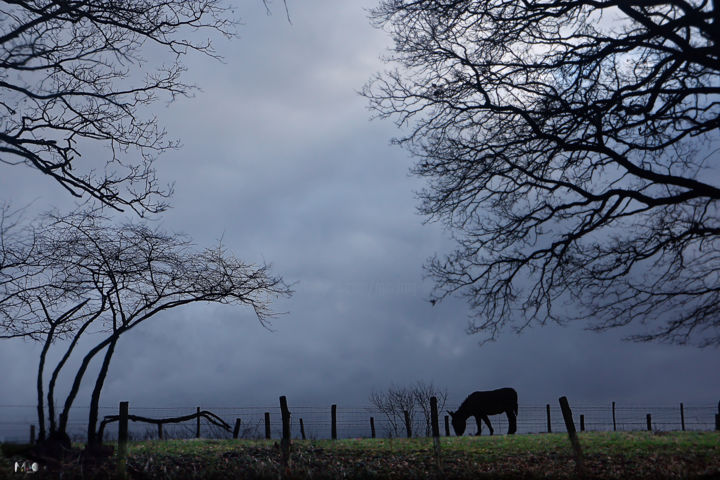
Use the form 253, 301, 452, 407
2, 0, 719, 441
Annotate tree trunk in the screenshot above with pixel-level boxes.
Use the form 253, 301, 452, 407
87, 334, 119, 449
36, 324, 57, 442
48, 312, 98, 434
59, 330, 118, 434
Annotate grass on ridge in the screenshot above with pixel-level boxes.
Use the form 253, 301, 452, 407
1, 431, 719, 479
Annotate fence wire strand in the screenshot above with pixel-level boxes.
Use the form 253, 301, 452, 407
1, 401, 718, 442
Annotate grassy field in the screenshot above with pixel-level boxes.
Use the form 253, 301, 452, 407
1, 431, 719, 479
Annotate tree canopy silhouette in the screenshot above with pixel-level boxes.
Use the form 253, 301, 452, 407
0, 208, 292, 448
0, 0, 241, 214
365, 1, 720, 347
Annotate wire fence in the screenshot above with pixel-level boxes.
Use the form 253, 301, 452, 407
1, 400, 718, 443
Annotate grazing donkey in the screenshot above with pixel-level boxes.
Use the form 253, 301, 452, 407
448, 387, 518, 436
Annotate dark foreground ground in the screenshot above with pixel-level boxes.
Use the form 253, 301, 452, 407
1, 431, 719, 479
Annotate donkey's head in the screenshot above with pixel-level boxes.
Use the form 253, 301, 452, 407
447, 410, 466, 436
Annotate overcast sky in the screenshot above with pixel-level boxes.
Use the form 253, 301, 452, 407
2, 1, 719, 440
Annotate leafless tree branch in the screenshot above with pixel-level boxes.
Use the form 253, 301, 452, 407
365, 0, 720, 347
0, 1, 240, 214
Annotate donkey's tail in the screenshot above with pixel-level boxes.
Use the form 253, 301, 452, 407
513, 403, 518, 417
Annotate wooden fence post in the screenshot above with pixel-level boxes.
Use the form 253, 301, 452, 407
612, 401, 616, 431
580, 415, 585, 432
403, 410, 412, 438
280, 396, 291, 440
158, 423, 163, 440
331, 404, 337, 440
680, 403, 685, 431
444, 415, 450, 436
279, 396, 291, 468
546, 404, 552, 433
370, 417, 376, 439
30, 425, 35, 445
118, 401, 129, 477
558, 396, 584, 476
118, 401, 129, 458
264, 412, 271, 439
196, 407, 201, 438
430, 397, 440, 439
646, 414, 652, 431
233, 419, 241, 439
299, 418, 306, 440
430, 396, 441, 465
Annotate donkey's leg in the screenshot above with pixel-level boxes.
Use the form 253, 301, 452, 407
474, 415, 483, 435
482, 415, 494, 436
506, 410, 517, 435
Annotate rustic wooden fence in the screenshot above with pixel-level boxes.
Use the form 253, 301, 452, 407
3, 399, 719, 444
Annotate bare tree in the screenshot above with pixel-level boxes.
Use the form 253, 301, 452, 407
369, 384, 415, 437
0, 1, 242, 214
365, 1, 720, 347
1, 209, 292, 450
0, 204, 53, 340
369, 381, 446, 437
412, 381, 447, 437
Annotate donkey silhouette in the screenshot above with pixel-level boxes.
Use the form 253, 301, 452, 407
448, 387, 518, 435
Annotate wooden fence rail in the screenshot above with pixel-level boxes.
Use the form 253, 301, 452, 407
98, 404, 231, 442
